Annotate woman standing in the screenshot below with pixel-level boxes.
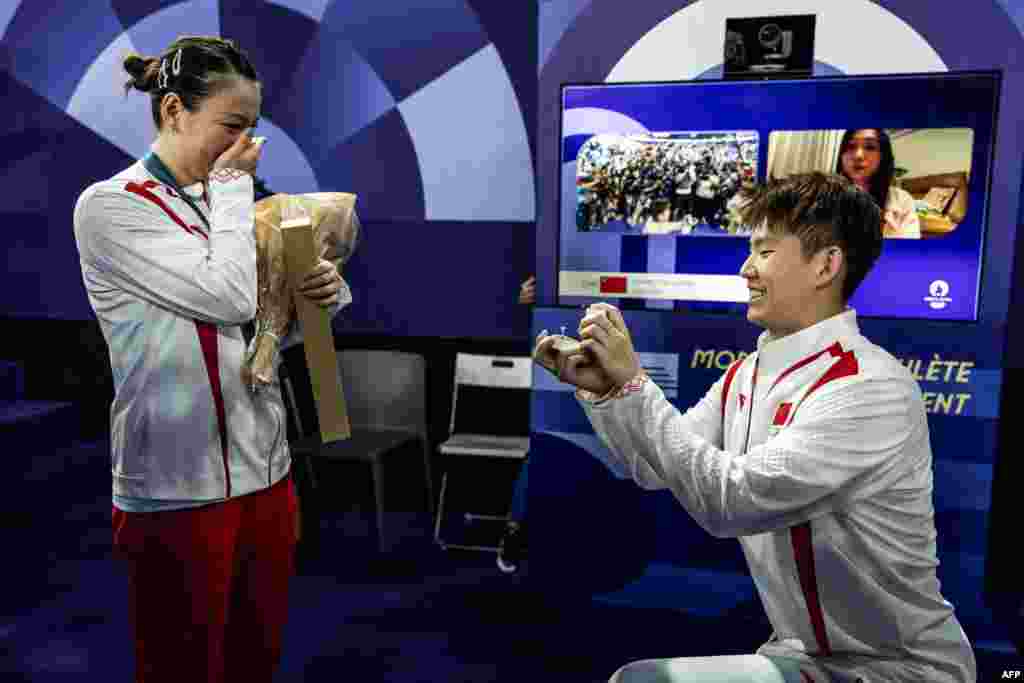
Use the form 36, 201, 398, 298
73, 36, 346, 682
836, 128, 921, 238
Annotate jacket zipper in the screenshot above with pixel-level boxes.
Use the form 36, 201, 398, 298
741, 359, 760, 454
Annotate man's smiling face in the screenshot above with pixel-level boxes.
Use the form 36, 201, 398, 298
740, 222, 824, 338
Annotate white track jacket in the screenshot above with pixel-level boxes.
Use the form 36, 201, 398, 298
579, 310, 974, 683
75, 160, 316, 506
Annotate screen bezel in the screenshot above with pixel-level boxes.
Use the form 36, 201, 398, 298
553, 70, 1003, 326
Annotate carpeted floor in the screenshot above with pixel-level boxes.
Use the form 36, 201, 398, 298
2, 436, 1021, 681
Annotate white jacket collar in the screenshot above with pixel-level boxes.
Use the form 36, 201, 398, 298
754, 309, 861, 377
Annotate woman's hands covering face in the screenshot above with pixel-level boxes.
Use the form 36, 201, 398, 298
213, 131, 264, 174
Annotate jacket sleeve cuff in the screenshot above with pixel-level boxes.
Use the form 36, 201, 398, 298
576, 371, 649, 405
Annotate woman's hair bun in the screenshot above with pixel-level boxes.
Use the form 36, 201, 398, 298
123, 54, 160, 93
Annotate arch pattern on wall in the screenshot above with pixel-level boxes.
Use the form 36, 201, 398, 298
0, 0, 536, 221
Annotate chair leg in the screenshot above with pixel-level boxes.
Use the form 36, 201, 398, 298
433, 472, 449, 549
422, 440, 435, 518
430, 458, 509, 554
367, 442, 433, 557
371, 460, 388, 554
293, 456, 321, 572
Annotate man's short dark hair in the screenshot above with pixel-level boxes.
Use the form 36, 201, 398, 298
739, 172, 883, 301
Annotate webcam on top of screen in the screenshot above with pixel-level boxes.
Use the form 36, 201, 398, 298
723, 14, 816, 80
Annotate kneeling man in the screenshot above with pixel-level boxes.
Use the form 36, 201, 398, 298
535, 172, 975, 683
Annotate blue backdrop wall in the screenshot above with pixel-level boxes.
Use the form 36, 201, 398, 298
0, 0, 537, 339
529, 0, 1024, 654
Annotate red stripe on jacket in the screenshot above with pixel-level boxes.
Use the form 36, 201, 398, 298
791, 522, 831, 656
721, 358, 745, 418
125, 180, 206, 240
796, 349, 859, 409
786, 345, 859, 656
195, 322, 232, 498
768, 342, 844, 394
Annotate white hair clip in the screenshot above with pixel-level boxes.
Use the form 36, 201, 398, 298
157, 48, 182, 90
158, 57, 169, 89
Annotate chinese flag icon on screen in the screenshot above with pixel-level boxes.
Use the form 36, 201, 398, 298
600, 276, 628, 294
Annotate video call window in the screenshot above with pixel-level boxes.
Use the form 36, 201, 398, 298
767, 128, 974, 239
557, 73, 997, 320
574, 131, 759, 237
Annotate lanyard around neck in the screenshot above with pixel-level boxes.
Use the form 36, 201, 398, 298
143, 152, 211, 231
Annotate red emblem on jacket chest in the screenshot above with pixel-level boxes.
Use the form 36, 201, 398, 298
773, 402, 793, 426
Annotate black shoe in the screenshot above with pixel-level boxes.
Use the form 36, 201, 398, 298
496, 520, 525, 574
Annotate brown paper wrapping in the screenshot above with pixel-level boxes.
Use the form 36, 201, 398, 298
243, 192, 359, 399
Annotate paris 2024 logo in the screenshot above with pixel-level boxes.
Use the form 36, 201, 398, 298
924, 280, 952, 310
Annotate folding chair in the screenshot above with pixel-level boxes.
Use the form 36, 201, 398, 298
434, 353, 531, 553
285, 349, 433, 556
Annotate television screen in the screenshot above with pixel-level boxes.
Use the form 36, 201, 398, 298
557, 72, 1000, 321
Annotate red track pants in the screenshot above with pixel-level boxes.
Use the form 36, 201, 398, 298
112, 475, 298, 683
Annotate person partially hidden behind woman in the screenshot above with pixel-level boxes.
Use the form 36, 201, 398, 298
492, 275, 536, 573
73, 35, 349, 683
836, 128, 921, 238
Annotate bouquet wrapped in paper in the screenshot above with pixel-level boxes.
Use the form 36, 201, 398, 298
243, 192, 360, 391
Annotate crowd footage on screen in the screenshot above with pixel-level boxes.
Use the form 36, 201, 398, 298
575, 133, 757, 235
